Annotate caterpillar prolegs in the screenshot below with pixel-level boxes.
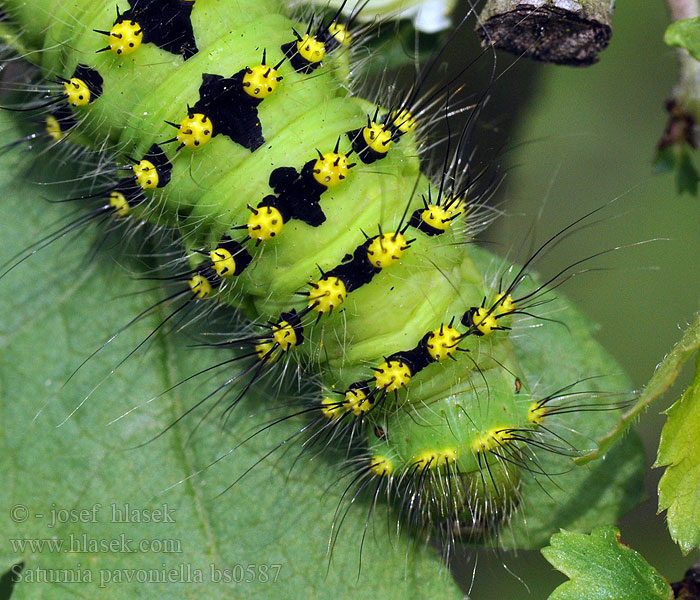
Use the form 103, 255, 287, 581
0, 0, 645, 595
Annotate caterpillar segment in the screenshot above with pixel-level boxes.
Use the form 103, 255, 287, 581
243, 139, 356, 240
238, 225, 417, 369
317, 294, 518, 426
301, 228, 412, 317
236, 224, 416, 366
163, 50, 285, 152
361, 367, 535, 537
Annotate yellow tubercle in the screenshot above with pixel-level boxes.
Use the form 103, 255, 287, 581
297, 34, 325, 63
247, 205, 284, 241
271, 320, 298, 352
362, 123, 392, 154
321, 397, 344, 420
426, 325, 461, 361
312, 152, 350, 187
374, 359, 411, 392
420, 206, 451, 231
210, 248, 237, 278
308, 276, 347, 313
64, 78, 91, 107
493, 292, 515, 316
528, 402, 548, 425
392, 108, 417, 134
328, 23, 351, 46
109, 191, 130, 217
472, 306, 498, 335
108, 20, 143, 56
242, 64, 281, 99
177, 113, 212, 149
471, 427, 513, 453
414, 448, 458, 469
443, 195, 466, 218
422, 196, 467, 231
366, 232, 407, 269
133, 159, 159, 189
255, 341, 277, 363
45, 116, 62, 141
344, 388, 372, 416
370, 455, 394, 477
188, 274, 213, 299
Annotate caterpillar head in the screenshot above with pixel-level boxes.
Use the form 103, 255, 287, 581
366, 358, 528, 533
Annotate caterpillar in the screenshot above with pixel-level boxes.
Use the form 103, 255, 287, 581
0, 0, 645, 596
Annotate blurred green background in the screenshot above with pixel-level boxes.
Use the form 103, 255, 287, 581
449, 0, 700, 597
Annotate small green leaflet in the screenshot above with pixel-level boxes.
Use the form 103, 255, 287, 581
665, 17, 700, 61
655, 352, 700, 555
542, 526, 673, 600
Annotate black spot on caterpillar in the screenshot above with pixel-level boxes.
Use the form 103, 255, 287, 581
0, 0, 647, 595
95, 0, 198, 59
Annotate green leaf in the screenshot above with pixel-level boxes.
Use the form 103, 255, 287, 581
652, 145, 699, 196
665, 17, 700, 62
677, 147, 700, 196
652, 145, 678, 174
542, 526, 673, 600
0, 116, 462, 597
578, 311, 700, 465
655, 352, 700, 555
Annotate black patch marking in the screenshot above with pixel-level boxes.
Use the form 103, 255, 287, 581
215, 236, 253, 276
278, 308, 305, 345
51, 103, 78, 132
114, 178, 148, 208
140, 143, 172, 188
408, 209, 445, 236
346, 128, 388, 164
386, 333, 435, 376
72, 64, 104, 102
191, 72, 265, 151
118, 0, 198, 59
281, 38, 321, 74
324, 239, 381, 293
263, 161, 328, 227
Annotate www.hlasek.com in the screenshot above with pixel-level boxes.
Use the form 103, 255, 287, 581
10, 534, 182, 554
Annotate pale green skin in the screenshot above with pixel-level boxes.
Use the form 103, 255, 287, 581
5, 0, 531, 512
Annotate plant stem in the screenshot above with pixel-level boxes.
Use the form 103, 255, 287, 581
667, 0, 699, 22
477, 0, 614, 66
665, 0, 700, 131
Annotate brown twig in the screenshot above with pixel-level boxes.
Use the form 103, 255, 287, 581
476, 0, 614, 66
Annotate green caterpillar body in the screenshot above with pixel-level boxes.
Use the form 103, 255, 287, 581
0, 0, 642, 558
